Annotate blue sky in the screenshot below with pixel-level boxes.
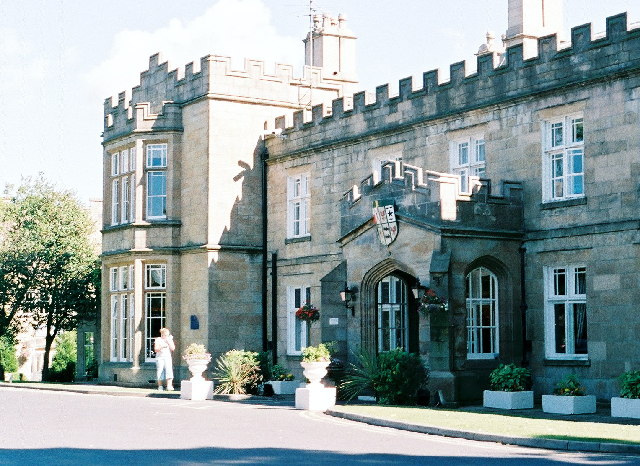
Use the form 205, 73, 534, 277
1, 0, 639, 204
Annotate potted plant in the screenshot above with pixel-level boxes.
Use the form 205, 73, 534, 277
417, 288, 448, 315
300, 343, 331, 386
265, 364, 299, 395
483, 363, 533, 410
182, 343, 212, 381
542, 374, 596, 414
611, 370, 640, 418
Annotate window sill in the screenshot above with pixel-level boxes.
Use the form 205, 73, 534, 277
103, 220, 182, 232
466, 354, 498, 360
540, 197, 587, 210
543, 358, 590, 367
285, 235, 311, 244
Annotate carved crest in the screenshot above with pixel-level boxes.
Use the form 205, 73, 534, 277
372, 199, 398, 246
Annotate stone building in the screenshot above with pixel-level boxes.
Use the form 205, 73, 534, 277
264, 1, 640, 402
100, 14, 356, 384
101, 0, 640, 402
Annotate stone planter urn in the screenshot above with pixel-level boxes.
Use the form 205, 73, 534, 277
267, 380, 301, 395
301, 361, 330, 387
542, 395, 596, 414
483, 390, 534, 410
185, 356, 211, 381
611, 397, 640, 419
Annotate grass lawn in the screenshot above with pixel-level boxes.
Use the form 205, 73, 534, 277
332, 405, 640, 445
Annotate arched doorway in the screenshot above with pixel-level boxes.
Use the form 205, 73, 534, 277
360, 259, 419, 355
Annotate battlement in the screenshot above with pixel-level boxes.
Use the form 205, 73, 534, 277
273, 12, 640, 149
340, 161, 523, 238
103, 52, 350, 143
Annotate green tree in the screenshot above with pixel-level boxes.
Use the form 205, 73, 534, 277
0, 178, 99, 381
50, 331, 77, 382
0, 335, 18, 377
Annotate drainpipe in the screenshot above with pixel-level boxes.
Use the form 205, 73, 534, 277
261, 146, 269, 353
519, 244, 529, 367
271, 252, 278, 365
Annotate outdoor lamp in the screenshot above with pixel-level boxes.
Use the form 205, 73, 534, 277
340, 283, 356, 316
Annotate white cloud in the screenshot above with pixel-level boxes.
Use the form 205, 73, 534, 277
86, 0, 302, 103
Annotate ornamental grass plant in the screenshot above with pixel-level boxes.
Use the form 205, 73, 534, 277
341, 348, 428, 405
213, 350, 261, 395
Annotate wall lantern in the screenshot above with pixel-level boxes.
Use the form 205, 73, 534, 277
411, 282, 426, 299
340, 283, 356, 316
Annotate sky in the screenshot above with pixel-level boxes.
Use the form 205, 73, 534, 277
1, 0, 639, 204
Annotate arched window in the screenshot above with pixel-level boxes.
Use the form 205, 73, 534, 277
466, 267, 499, 358
377, 275, 408, 352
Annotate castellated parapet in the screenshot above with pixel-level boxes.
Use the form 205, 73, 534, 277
102, 52, 352, 143
271, 13, 640, 153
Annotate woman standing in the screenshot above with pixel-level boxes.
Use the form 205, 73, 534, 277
154, 328, 175, 390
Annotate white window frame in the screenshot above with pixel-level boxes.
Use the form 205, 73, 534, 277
145, 292, 166, 361
146, 143, 167, 168
466, 267, 499, 359
144, 263, 167, 361
146, 171, 167, 219
377, 275, 408, 352
111, 179, 119, 225
109, 265, 135, 362
110, 146, 136, 226
287, 174, 310, 238
121, 176, 130, 224
111, 152, 119, 176
145, 264, 166, 289
121, 148, 129, 173
544, 265, 588, 360
450, 135, 485, 193
287, 285, 311, 355
542, 114, 584, 202
109, 267, 118, 292
110, 295, 119, 361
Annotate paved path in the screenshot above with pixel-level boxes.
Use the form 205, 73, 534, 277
0, 387, 639, 465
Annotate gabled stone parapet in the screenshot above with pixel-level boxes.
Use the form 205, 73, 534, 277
273, 13, 640, 151
340, 161, 523, 241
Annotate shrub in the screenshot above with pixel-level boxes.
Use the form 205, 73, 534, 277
553, 373, 586, 396
213, 350, 261, 394
619, 370, 640, 399
48, 331, 77, 382
341, 348, 429, 405
488, 363, 531, 392
0, 336, 18, 375
301, 343, 331, 362
256, 351, 273, 382
271, 364, 294, 381
85, 357, 99, 379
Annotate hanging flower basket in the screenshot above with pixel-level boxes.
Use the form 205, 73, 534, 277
418, 288, 448, 315
295, 303, 320, 322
